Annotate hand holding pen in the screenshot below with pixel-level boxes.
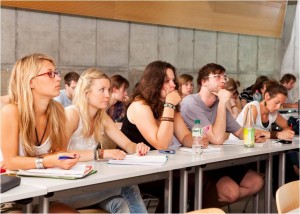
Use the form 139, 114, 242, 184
201, 126, 210, 148
56, 153, 79, 169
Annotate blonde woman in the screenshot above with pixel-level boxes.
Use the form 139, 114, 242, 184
178, 73, 194, 98
64, 68, 149, 213
1, 53, 79, 213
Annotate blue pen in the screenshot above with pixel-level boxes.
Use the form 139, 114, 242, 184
58, 156, 75, 160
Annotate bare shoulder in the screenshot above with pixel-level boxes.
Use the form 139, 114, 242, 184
1, 103, 18, 116
129, 100, 151, 112
65, 107, 79, 123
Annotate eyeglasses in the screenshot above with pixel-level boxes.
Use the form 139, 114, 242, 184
206, 74, 229, 82
35, 69, 61, 78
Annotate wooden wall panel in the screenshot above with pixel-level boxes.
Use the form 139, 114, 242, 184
1, 1, 287, 38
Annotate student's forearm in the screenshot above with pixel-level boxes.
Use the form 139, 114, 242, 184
68, 150, 93, 161
210, 102, 227, 144
181, 134, 193, 147
124, 143, 137, 154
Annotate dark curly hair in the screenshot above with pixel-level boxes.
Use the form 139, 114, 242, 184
129, 60, 179, 119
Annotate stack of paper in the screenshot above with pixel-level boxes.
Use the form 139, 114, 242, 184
17, 164, 96, 180
108, 154, 168, 166
179, 145, 221, 153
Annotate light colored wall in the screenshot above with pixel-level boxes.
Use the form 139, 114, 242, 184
0, 5, 296, 95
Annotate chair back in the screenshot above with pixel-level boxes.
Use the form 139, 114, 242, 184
187, 207, 225, 213
276, 180, 300, 213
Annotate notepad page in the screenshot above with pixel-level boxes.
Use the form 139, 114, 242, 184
23, 164, 87, 176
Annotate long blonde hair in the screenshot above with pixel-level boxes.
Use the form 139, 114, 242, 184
73, 68, 110, 143
8, 53, 67, 156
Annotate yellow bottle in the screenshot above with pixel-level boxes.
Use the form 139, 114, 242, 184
243, 106, 255, 148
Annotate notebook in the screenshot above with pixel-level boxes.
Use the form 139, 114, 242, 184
108, 154, 168, 166
17, 164, 96, 180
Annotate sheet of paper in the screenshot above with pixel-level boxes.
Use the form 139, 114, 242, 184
108, 154, 168, 166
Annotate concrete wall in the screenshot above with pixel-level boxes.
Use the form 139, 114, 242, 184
1, 5, 296, 95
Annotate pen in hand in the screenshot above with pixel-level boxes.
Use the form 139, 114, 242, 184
202, 126, 210, 135
58, 156, 75, 160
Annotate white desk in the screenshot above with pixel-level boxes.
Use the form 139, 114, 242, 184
20, 151, 200, 213
176, 139, 299, 213
1, 180, 47, 213
6, 140, 299, 213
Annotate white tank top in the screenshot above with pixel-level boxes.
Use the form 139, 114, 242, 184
229, 101, 278, 140
18, 136, 52, 156
66, 105, 98, 151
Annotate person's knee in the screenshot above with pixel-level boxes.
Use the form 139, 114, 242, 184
99, 197, 130, 213
251, 173, 264, 193
109, 197, 130, 213
242, 170, 264, 194
216, 177, 240, 203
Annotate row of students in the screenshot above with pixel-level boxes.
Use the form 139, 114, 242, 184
1, 53, 296, 212
120, 61, 295, 210
1, 53, 149, 213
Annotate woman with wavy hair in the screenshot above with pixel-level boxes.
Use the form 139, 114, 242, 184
121, 60, 208, 212
1, 53, 79, 213
121, 60, 205, 150
64, 68, 149, 213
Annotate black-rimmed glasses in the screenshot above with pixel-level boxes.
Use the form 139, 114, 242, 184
35, 69, 61, 78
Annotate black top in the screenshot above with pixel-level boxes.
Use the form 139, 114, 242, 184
121, 113, 156, 150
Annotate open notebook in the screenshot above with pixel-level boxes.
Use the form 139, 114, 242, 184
108, 154, 168, 166
17, 164, 96, 180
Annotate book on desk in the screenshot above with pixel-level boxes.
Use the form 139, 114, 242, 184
17, 164, 96, 180
108, 154, 168, 166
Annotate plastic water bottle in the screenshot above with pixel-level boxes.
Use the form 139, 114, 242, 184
192, 119, 203, 155
253, 90, 262, 102
243, 106, 255, 148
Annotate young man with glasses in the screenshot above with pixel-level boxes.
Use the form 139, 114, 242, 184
180, 63, 264, 208
54, 71, 80, 107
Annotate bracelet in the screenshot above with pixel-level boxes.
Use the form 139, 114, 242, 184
231, 105, 237, 109
163, 102, 176, 110
160, 117, 174, 122
35, 157, 45, 169
270, 131, 278, 139
98, 149, 104, 159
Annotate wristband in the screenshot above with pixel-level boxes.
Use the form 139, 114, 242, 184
270, 131, 278, 139
160, 117, 174, 122
164, 103, 176, 110
35, 157, 45, 169
98, 149, 104, 159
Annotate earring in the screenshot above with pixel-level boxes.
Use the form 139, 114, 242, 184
264, 101, 267, 106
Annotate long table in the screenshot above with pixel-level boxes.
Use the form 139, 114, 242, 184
178, 138, 300, 213
1, 138, 299, 213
